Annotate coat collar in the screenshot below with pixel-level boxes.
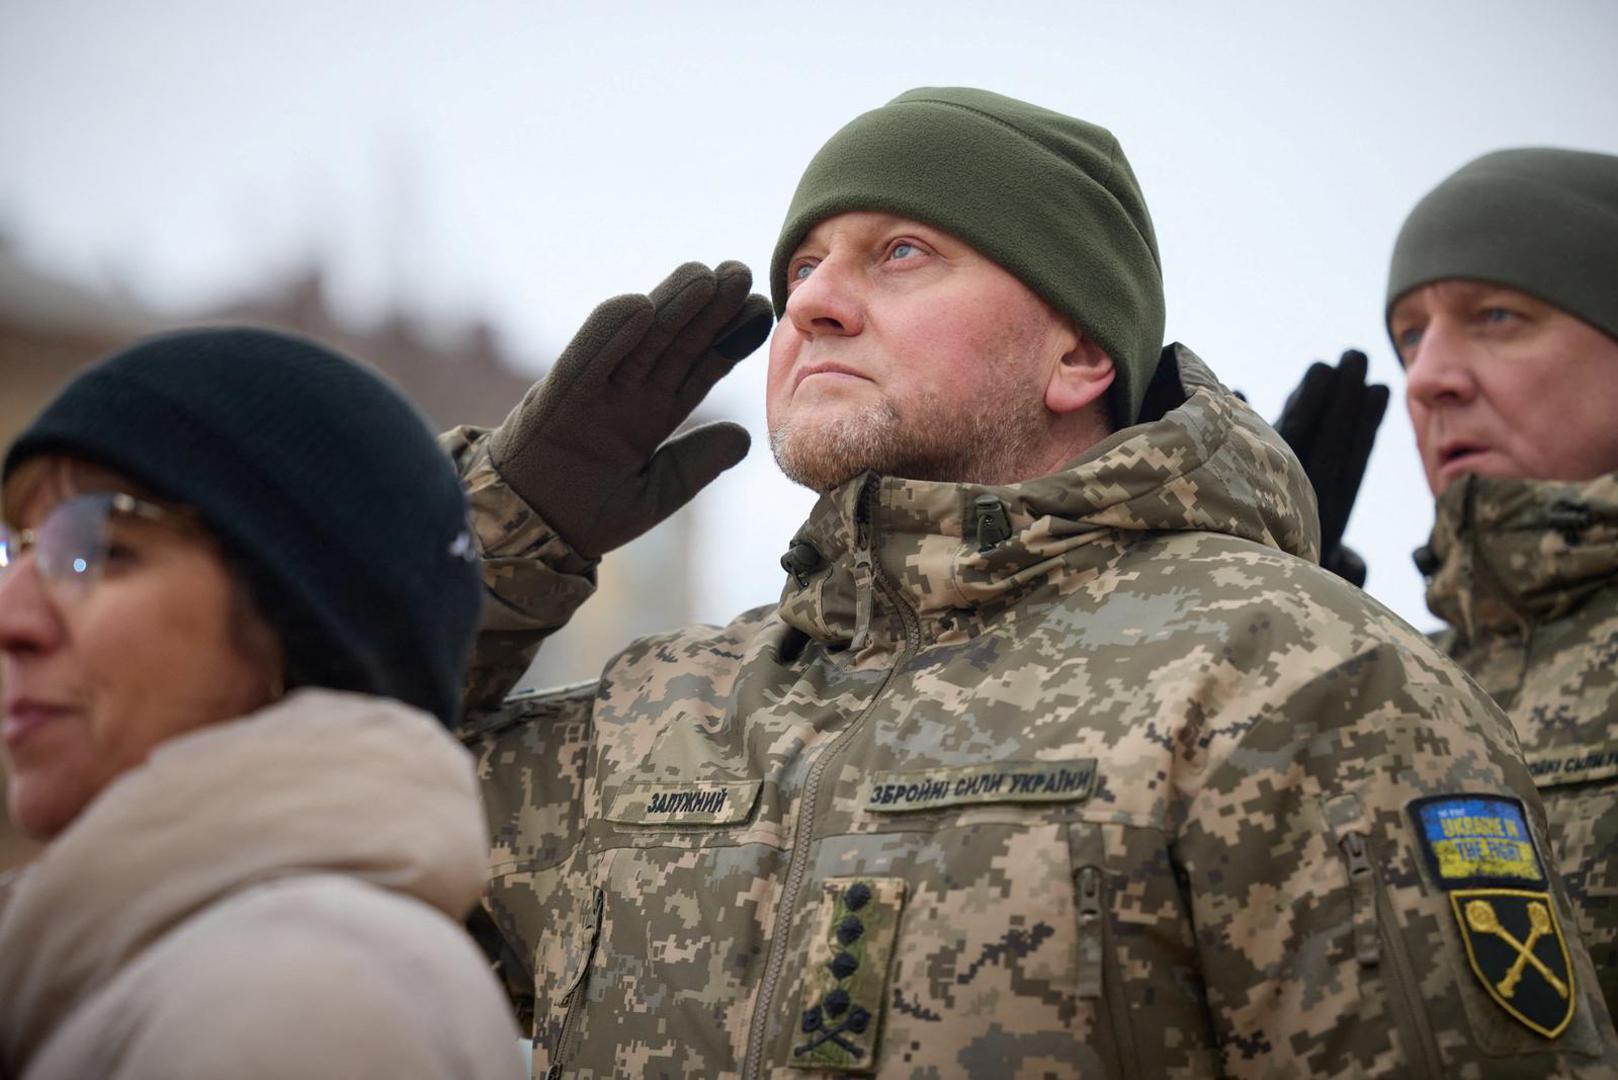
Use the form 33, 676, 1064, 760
1423, 471, 1618, 638
775, 344, 1320, 658
0, 690, 487, 1072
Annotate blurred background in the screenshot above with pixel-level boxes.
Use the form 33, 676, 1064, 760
3, 0, 1616, 863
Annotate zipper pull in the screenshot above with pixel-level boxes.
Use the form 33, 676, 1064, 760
1339, 832, 1381, 967
1076, 865, 1104, 999
972, 495, 1013, 552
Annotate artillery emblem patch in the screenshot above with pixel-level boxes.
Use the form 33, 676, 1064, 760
1451, 889, 1576, 1037
1408, 793, 1576, 1037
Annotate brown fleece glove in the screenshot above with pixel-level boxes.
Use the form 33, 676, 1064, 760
488, 261, 773, 558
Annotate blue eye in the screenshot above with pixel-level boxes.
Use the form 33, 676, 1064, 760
792, 263, 814, 282
890, 242, 919, 260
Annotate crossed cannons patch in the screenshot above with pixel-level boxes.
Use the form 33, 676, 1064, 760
1409, 794, 1576, 1038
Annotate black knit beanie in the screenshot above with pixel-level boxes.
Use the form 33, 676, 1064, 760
771, 87, 1166, 428
1387, 147, 1618, 345
3, 328, 482, 727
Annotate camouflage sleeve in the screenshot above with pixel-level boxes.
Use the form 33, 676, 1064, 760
458, 680, 599, 1036
1179, 640, 1618, 1077
440, 425, 601, 713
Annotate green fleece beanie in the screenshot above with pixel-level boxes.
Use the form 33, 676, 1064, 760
1387, 147, 1618, 344
770, 87, 1165, 427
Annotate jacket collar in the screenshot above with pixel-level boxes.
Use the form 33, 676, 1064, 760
1423, 471, 1618, 638
0, 690, 487, 1072
775, 344, 1320, 657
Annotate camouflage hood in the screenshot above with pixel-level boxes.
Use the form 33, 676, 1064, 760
776, 343, 1320, 651
1424, 471, 1618, 639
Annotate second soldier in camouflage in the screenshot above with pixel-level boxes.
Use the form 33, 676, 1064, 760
1390, 147, 1618, 1025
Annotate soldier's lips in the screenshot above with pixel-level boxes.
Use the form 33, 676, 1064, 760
1434, 443, 1495, 484
794, 364, 872, 392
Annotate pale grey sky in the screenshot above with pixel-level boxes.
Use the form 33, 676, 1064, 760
4, 0, 1616, 630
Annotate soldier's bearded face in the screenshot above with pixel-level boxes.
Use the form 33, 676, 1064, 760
767, 212, 1076, 492
1393, 281, 1618, 495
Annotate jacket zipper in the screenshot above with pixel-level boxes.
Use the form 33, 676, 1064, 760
1376, 884, 1443, 1077
1338, 832, 1442, 1079
741, 478, 921, 1079
1075, 866, 1104, 1000
1075, 865, 1140, 1079
545, 886, 604, 1079
1463, 495, 1533, 704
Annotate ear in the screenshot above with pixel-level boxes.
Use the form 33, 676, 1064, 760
1044, 332, 1116, 416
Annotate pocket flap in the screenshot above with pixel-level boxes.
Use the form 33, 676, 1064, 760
605, 779, 762, 826
1525, 742, 1618, 788
864, 760, 1096, 813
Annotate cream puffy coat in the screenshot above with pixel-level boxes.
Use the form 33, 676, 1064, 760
0, 689, 523, 1080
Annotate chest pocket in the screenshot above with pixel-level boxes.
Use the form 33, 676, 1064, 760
596, 707, 773, 838
801, 812, 1212, 1077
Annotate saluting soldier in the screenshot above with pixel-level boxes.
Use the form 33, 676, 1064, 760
449, 90, 1618, 1076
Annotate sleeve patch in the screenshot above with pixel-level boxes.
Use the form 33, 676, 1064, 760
1410, 795, 1577, 1038
1407, 794, 1544, 889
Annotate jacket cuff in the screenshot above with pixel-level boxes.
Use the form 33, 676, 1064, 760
442, 426, 600, 711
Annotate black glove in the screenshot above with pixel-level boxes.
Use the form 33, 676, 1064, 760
489, 261, 773, 558
1273, 349, 1390, 588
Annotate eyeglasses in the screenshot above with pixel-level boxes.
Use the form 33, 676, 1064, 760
0, 492, 196, 603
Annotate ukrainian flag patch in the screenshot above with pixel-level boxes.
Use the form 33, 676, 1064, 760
1409, 794, 1575, 1038
1409, 794, 1543, 886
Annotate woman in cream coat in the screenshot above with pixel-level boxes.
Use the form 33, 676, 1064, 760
0, 328, 522, 1079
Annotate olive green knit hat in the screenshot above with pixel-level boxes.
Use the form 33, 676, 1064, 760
1386, 147, 1618, 344
770, 87, 1166, 427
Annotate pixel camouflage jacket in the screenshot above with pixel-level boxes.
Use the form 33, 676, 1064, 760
1424, 471, 1618, 1022
445, 346, 1618, 1079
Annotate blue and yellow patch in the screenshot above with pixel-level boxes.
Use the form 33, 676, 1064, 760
1409, 794, 1575, 1038
1409, 793, 1543, 887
